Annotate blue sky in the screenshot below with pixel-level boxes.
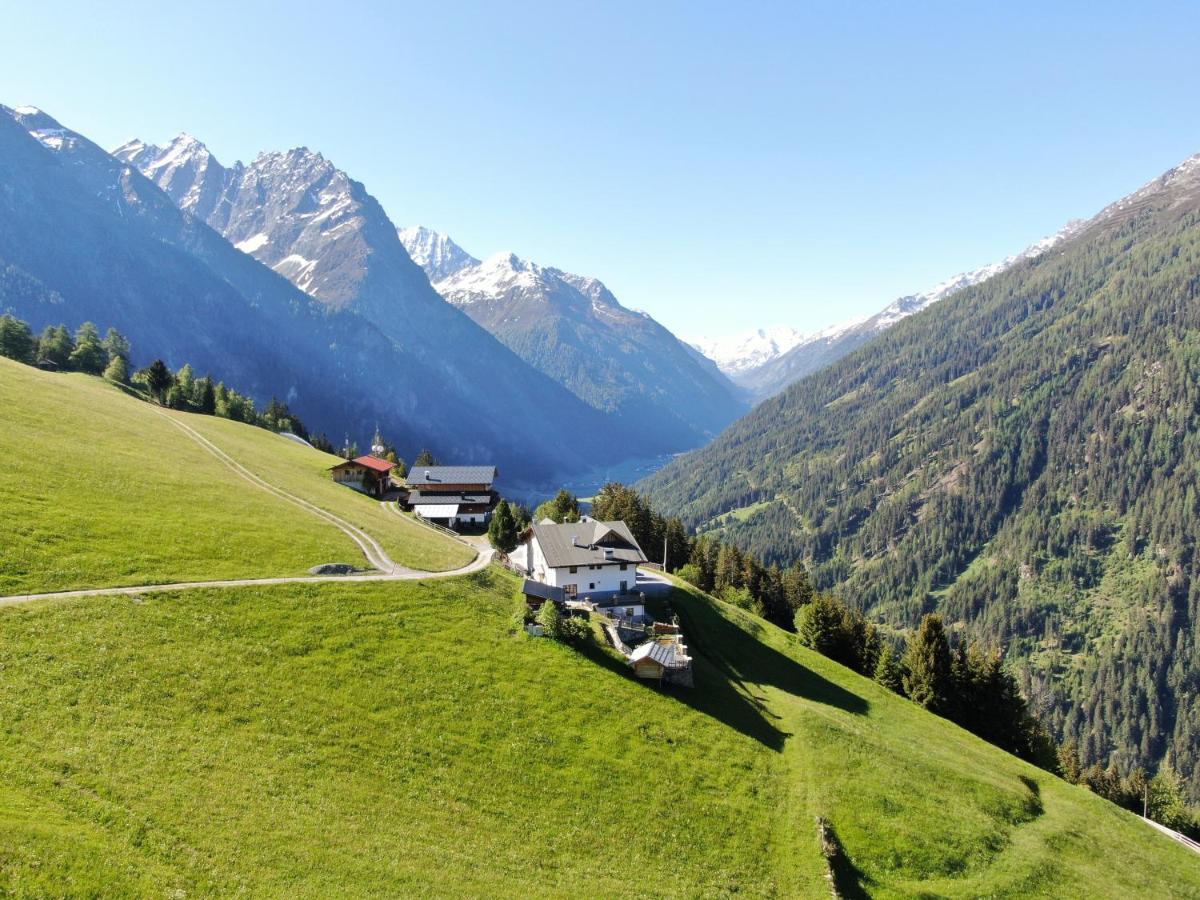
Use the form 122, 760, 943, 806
3, 1, 1198, 339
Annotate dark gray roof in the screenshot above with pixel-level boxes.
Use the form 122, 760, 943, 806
405, 465, 497, 486
521, 579, 566, 603
531, 519, 647, 568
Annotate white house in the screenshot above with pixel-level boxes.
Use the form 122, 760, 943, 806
525, 518, 648, 599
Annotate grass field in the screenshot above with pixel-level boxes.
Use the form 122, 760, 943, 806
172, 412, 474, 572
0, 358, 471, 593
0, 569, 1195, 897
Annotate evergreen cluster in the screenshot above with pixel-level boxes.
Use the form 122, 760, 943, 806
643, 195, 1200, 803
588, 482, 811, 630
0, 313, 326, 449
1, 315, 130, 379
533, 489, 581, 524
1057, 747, 1199, 839
796, 603, 1057, 770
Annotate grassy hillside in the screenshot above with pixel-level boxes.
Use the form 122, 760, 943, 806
0, 357, 471, 594
0, 571, 1194, 897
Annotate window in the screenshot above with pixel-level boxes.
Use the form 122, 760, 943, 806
588, 583, 596, 590
564, 584, 577, 598
619, 563, 627, 571
625, 607, 634, 617
569, 566, 577, 574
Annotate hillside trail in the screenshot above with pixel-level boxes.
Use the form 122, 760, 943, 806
157, 410, 401, 573
0, 551, 493, 608
0, 409, 494, 608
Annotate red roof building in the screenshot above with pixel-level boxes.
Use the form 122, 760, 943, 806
329, 455, 398, 498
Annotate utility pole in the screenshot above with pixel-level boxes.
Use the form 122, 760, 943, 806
663, 532, 668, 571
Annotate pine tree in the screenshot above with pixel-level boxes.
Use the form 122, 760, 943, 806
37, 324, 73, 367
874, 644, 905, 694
68, 322, 107, 374
796, 594, 843, 657
715, 543, 744, 593
103, 354, 129, 384
537, 595, 562, 639
783, 562, 815, 612
903, 614, 952, 713
535, 489, 581, 523
414, 449, 437, 467
175, 364, 197, 407
488, 500, 519, 553
198, 377, 217, 414
102, 327, 131, 364
142, 359, 174, 403
663, 517, 691, 573
0, 313, 35, 363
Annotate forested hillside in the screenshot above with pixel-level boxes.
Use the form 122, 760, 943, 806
642, 154, 1200, 799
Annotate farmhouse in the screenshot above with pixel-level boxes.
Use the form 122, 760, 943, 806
525, 517, 647, 599
328, 455, 397, 498
403, 465, 498, 528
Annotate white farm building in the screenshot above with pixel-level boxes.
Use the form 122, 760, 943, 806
525, 518, 648, 600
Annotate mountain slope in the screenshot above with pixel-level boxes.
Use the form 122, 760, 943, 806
643, 151, 1200, 797
0, 106, 621, 481
722, 224, 1084, 403
2, 570, 1196, 895
399, 229, 746, 443
114, 131, 694, 466
0, 357, 470, 594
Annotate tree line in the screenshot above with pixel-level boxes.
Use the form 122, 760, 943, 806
0, 313, 320, 446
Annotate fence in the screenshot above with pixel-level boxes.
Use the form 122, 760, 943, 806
395, 504, 474, 546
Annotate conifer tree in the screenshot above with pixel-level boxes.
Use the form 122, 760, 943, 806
488, 500, 519, 553
198, 377, 217, 414
175, 364, 197, 406
68, 322, 107, 374
537, 594, 562, 639
414, 448, 437, 467
903, 614, 952, 713
101, 327, 131, 364
796, 594, 843, 657
142, 359, 174, 403
663, 517, 691, 572
103, 354, 129, 384
0, 313, 35, 363
37, 324, 73, 367
874, 644, 905, 694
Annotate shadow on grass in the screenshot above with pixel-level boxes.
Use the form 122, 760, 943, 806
575, 586, 869, 752
820, 818, 873, 899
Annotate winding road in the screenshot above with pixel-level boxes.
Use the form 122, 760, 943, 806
0, 410, 491, 608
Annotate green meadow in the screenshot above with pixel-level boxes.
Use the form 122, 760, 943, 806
0, 357, 470, 594
0, 570, 1195, 897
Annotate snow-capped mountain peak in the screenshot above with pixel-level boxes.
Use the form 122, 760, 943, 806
688, 326, 808, 375
397, 226, 479, 282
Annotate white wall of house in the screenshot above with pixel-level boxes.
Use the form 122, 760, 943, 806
529, 537, 635, 597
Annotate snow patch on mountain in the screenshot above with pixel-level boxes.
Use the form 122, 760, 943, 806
687, 326, 808, 375
235, 232, 270, 254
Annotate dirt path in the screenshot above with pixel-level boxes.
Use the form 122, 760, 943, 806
0, 411, 498, 608
0, 549, 494, 608
158, 411, 401, 573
